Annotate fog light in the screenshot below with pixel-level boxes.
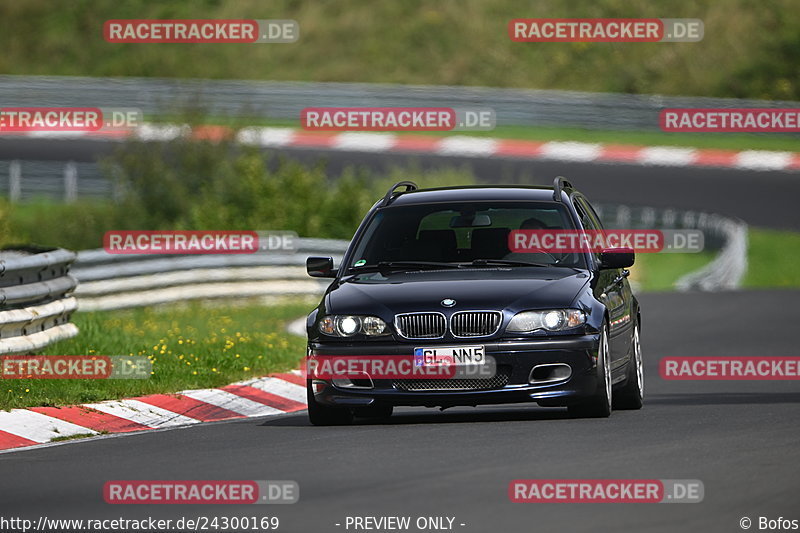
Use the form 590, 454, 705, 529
311, 380, 327, 394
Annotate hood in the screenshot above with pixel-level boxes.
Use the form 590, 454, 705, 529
325, 268, 590, 317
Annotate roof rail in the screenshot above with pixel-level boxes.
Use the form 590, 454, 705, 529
380, 181, 418, 206
552, 176, 573, 202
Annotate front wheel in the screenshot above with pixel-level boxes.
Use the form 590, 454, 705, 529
568, 325, 612, 418
307, 382, 353, 426
613, 322, 644, 410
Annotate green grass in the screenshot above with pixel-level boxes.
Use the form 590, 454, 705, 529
1, 300, 311, 410
744, 228, 800, 287
50, 432, 99, 443
1, 0, 798, 100
632, 251, 717, 292
634, 227, 800, 291
0, 199, 125, 250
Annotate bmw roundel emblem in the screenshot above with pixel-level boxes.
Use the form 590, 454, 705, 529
441, 298, 456, 307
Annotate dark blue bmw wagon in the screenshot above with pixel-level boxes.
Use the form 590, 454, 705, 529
305, 178, 643, 424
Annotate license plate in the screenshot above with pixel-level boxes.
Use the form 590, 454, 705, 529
414, 345, 485, 367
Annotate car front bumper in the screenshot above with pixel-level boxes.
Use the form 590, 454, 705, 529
308, 334, 601, 409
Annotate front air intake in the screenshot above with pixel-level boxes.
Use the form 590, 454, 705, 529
451, 311, 502, 337
395, 312, 447, 339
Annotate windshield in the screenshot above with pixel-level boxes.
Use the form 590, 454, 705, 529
347, 201, 586, 270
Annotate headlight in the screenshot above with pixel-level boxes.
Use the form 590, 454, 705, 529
362, 316, 388, 336
507, 309, 586, 333
318, 315, 389, 337
337, 316, 360, 336
318, 316, 336, 335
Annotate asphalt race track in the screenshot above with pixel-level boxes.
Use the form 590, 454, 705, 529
0, 290, 798, 532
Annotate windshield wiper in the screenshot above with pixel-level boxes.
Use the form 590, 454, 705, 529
469, 258, 551, 268
470, 258, 584, 274
348, 261, 463, 273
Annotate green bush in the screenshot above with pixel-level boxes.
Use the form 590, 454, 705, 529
0, 200, 11, 245
0, 198, 130, 250
0, 134, 475, 250
106, 133, 475, 240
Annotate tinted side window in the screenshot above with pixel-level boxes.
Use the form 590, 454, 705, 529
573, 198, 598, 231
577, 197, 605, 231
573, 197, 602, 262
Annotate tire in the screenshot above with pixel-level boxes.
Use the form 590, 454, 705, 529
568, 324, 612, 419
307, 382, 353, 426
613, 322, 644, 410
353, 403, 394, 420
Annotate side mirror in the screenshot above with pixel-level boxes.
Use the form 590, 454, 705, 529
306, 256, 336, 278
599, 247, 635, 269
